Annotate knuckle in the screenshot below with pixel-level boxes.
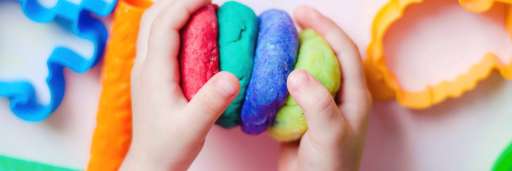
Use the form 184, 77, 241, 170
195, 98, 217, 114
313, 91, 335, 113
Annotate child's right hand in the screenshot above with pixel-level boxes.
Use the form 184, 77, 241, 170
277, 6, 372, 171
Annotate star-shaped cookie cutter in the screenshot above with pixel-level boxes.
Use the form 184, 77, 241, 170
0, 0, 116, 121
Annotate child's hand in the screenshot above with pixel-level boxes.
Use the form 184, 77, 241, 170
121, 0, 240, 170
278, 6, 372, 171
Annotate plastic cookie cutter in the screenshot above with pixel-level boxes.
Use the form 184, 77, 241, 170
88, 0, 151, 170
365, 0, 512, 109
494, 142, 512, 171
0, 0, 117, 121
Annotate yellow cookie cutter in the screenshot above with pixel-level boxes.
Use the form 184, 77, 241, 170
366, 0, 512, 109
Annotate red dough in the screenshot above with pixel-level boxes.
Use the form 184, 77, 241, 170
180, 5, 219, 100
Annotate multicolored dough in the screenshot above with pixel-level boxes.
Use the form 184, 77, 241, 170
180, 4, 219, 100
216, 1, 257, 128
269, 29, 341, 142
241, 9, 298, 135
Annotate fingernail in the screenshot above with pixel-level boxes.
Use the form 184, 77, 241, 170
289, 70, 309, 91
215, 76, 237, 97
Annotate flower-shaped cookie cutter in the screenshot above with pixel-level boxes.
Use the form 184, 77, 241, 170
366, 0, 512, 109
0, 0, 116, 121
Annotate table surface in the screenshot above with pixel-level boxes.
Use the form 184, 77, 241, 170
0, 0, 511, 170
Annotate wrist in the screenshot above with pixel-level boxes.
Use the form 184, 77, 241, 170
120, 146, 170, 171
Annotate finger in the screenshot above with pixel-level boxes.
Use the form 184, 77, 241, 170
132, 0, 181, 108
137, 0, 210, 64
135, 0, 176, 67
146, 0, 212, 65
287, 70, 347, 142
183, 72, 240, 135
293, 6, 371, 130
136, 0, 212, 105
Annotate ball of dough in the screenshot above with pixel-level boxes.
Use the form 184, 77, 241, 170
217, 1, 258, 128
241, 9, 299, 135
269, 29, 341, 142
180, 4, 219, 100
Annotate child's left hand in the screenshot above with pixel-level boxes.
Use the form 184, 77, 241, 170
121, 0, 240, 170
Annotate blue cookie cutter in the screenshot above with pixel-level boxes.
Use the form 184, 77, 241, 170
0, 0, 117, 121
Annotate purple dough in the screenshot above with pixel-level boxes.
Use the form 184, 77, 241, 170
241, 9, 298, 135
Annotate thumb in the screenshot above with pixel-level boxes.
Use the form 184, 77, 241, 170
287, 70, 346, 143
184, 72, 240, 134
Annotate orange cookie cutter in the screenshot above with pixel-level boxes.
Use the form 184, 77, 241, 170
87, 0, 151, 170
366, 0, 512, 109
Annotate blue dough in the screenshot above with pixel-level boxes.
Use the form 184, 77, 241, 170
241, 9, 298, 135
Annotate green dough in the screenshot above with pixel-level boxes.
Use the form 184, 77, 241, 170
217, 1, 258, 128
494, 143, 512, 171
269, 29, 341, 142
0, 155, 77, 171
